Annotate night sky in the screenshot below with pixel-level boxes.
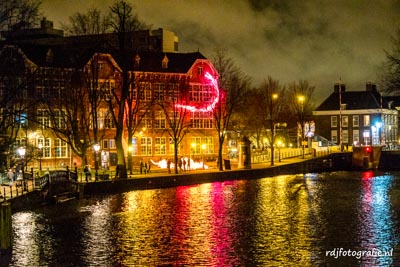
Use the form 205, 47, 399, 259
41, 0, 400, 104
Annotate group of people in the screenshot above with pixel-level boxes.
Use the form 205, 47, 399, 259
140, 161, 151, 174
5, 167, 24, 189
166, 156, 191, 174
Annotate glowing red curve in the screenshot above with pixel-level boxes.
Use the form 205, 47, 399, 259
174, 72, 219, 112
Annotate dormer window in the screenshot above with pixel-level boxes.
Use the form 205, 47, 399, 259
198, 67, 203, 75
162, 54, 168, 69
134, 54, 140, 68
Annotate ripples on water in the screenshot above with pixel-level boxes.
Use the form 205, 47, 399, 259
4, 171, 400, 266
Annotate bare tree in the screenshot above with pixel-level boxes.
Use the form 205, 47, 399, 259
107, 1, 143, 178
0, 0, 41, 31
61, 8, 110, 36
125, 72, 153, 174
156, 76, 191, 174
257, 77, 286, 166
212, 48, 251, 171
0, 46, 38, 170
381, 28, 400, 94
286, 80, 316, 145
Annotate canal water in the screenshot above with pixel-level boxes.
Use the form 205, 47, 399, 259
2, 171, 400, 266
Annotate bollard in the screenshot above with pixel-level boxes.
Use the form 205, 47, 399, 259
0, 202, 12, 252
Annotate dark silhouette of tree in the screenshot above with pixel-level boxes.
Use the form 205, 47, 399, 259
286, 80, 316, 145
381, 28, 400, 94
0, 46, 38, 170
212, 48, 251, 171
256, 76, 286, 166
156, 76, 191, 174
62, 8, 111, 36
107, 1, 144, 178
0, 0, 41, 31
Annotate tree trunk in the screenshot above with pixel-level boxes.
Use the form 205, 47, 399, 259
218, 136, 224, 171
174, 140, 179, 174
115, 133, 127, 179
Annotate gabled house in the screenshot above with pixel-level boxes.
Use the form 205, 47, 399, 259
313, 82, 398, 149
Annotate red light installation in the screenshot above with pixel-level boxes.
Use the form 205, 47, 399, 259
364, 146, 372, 154
174, 72, 220, 112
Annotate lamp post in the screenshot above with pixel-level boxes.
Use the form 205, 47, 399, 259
93, 143, 100, 178
298, 95, 305, 159
277, 140, 282, 162
38, 143, 43, 171
17, 147, 26, 191
201, 144, 206, 170
191, 143, 195, 164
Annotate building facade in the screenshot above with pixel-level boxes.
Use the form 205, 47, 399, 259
0, 21, 219, 172
313, 83, 398, 149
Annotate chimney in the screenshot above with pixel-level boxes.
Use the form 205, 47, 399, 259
334, 83, 345, 93
40, 17, 53, 29
366, 82, 377, 92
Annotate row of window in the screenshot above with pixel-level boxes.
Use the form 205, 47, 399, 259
331, 114, 397, 128
105, 136, 214, 156
331, 128, 398, 145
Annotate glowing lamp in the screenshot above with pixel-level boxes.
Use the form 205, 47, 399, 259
364, 146, 372, 154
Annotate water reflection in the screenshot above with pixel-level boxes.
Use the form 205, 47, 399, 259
5, 171, 400, 266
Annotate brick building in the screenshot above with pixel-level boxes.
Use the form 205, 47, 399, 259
0, 19, 220, 171
313, 82, 398, 149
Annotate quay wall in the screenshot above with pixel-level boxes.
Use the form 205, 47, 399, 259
83, 154, 352, 195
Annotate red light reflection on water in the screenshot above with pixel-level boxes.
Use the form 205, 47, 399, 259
172, 182, 238, 265
210, 182, 231, 266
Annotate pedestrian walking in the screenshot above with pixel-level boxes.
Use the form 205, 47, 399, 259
178, 157, 182, 172
84, 165, 91, 182
147, 162, 151, 173
7, 168, 14, 187
167, 159, 171, 174
144, 163, 148, 174
140, 161, 143, 174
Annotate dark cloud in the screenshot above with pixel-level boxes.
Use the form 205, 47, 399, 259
41, 0, 400, 104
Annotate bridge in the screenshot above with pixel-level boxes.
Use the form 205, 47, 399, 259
0, 170, 79, 205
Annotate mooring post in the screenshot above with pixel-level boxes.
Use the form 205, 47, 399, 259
0, 202, 12, 253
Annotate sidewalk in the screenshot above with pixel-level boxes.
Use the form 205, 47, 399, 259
0, 155, 311, 203
0, 179, 36, 203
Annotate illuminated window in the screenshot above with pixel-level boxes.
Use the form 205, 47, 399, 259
98, 109, 114, 129
331, 116, 337, 127
154, 111, 166, 129
342, 116, 348, 127
55, 138, 68, 158
155, 137, 166, 155
363, 115, 370, 126
353, 115, 359, 127
331, 130, 338, 143
342, 130, 348, 143
363, 130, 370, 145
38, 138, 51, 158
353, 130, 359, 144
190, 112, 213, 129
190, 137, 214, 155
37, 109, 50, 128
140, 137, 152, 155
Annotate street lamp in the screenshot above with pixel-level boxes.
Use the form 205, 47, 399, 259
38, 143, 43, 171
17, 147, 26, 191
93, 143, 100, 178
298, 95, 305, 159
201, 144, 206, 170
277, 140, 282, 162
